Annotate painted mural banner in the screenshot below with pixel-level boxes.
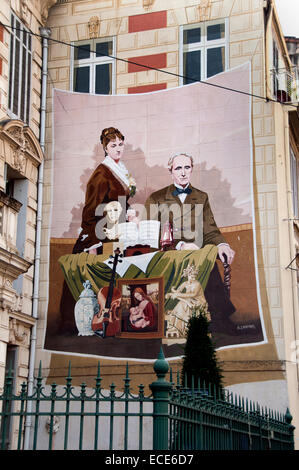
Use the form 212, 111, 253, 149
44, 63, 267, 361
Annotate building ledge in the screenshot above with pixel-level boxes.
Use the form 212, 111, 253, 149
8, 310, 36, 327
0, 246, 32, 280
0, 190, 22, 212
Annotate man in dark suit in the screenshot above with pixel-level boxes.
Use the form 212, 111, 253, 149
144, 152, 238, 335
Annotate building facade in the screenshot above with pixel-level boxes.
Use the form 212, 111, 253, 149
1, 0, 299, 450
35, 0, 299, 449
0, 0, 56, 449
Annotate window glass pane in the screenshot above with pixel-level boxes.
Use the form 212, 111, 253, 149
75, 44, 91, 61
207, 23, 225, 41
22, 29, 27, 46
183, 50, 201, 84
96, 41, 113, 57
74, 67, 90, 93
16, 20, 20, 38
273, 41, 279, 70
13, 39, 20, 115
8, 14, 31, 120
183, 28, 201, 44
20, 45, 27, 121
95, 63, 111, 94
207, 47, 225, 78
26, 53, 31, 124
8, 28, 14, 110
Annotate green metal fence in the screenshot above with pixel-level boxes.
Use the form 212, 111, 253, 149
0, 349, 295, 450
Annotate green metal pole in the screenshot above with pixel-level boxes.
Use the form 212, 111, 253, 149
0, 366, 13, 450
285, 408, 295, 450
149, 348, 172, 451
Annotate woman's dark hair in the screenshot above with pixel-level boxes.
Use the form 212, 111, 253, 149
100, 127, 125, 152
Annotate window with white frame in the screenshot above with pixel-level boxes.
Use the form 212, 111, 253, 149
8, 12, 32, 123
290, 145, 299, 218
71, 38, 115, 95
180, 19, 229, 85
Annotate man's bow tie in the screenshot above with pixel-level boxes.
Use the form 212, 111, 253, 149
172, 187, 192, 197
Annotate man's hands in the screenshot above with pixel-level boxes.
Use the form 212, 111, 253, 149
218, 244, 235, 264
179, 241, 235, 265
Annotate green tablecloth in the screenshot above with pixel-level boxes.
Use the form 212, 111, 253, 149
58, 245, 218, 311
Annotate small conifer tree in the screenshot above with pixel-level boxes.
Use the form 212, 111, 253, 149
181, 305, 223, 396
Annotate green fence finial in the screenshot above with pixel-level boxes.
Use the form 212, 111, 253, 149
150, 348, 172, 451
285, 408, 293, 424
153, 347, 169, 379
38, 361, 42, 378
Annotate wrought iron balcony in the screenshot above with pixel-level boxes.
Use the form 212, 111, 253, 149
271, 66, 299, 104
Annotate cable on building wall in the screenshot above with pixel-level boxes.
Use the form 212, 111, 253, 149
1, 21, 298, 110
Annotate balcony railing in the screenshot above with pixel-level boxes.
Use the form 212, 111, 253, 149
271, 66, 299, 104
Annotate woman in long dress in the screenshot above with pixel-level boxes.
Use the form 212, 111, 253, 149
59, 127, 136, 333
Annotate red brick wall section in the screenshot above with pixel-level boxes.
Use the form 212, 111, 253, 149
128, 83, 167, 94
128, 53, 167, 73
128, 11, 167, 33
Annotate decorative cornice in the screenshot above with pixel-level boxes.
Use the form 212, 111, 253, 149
0, 246, 32, 279
143, 0, 155, 9
0, 120, 43, 168
8, 310, 36, 327
198, 0, 211, 22
20, 0, 32, 27
41, 0, 58, 24
9, 317, 29, 345
0, 119, 43, 165
88, 16, 100, 39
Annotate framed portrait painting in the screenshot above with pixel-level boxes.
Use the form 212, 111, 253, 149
115, 277, 164, 339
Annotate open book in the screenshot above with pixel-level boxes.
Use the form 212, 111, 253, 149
118, 220, 160, 249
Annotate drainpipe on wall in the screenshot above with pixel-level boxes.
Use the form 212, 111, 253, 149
23, 26, 51, 451
264, 0, 274, 100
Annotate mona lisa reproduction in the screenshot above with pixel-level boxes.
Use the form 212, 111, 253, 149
115, 277, 164, 339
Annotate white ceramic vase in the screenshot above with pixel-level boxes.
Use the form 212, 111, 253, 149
74, 280, 99, 336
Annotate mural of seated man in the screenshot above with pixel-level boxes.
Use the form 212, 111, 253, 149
144, 152, 242, 337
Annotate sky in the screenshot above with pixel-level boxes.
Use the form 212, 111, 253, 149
274, 0, 299, 37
